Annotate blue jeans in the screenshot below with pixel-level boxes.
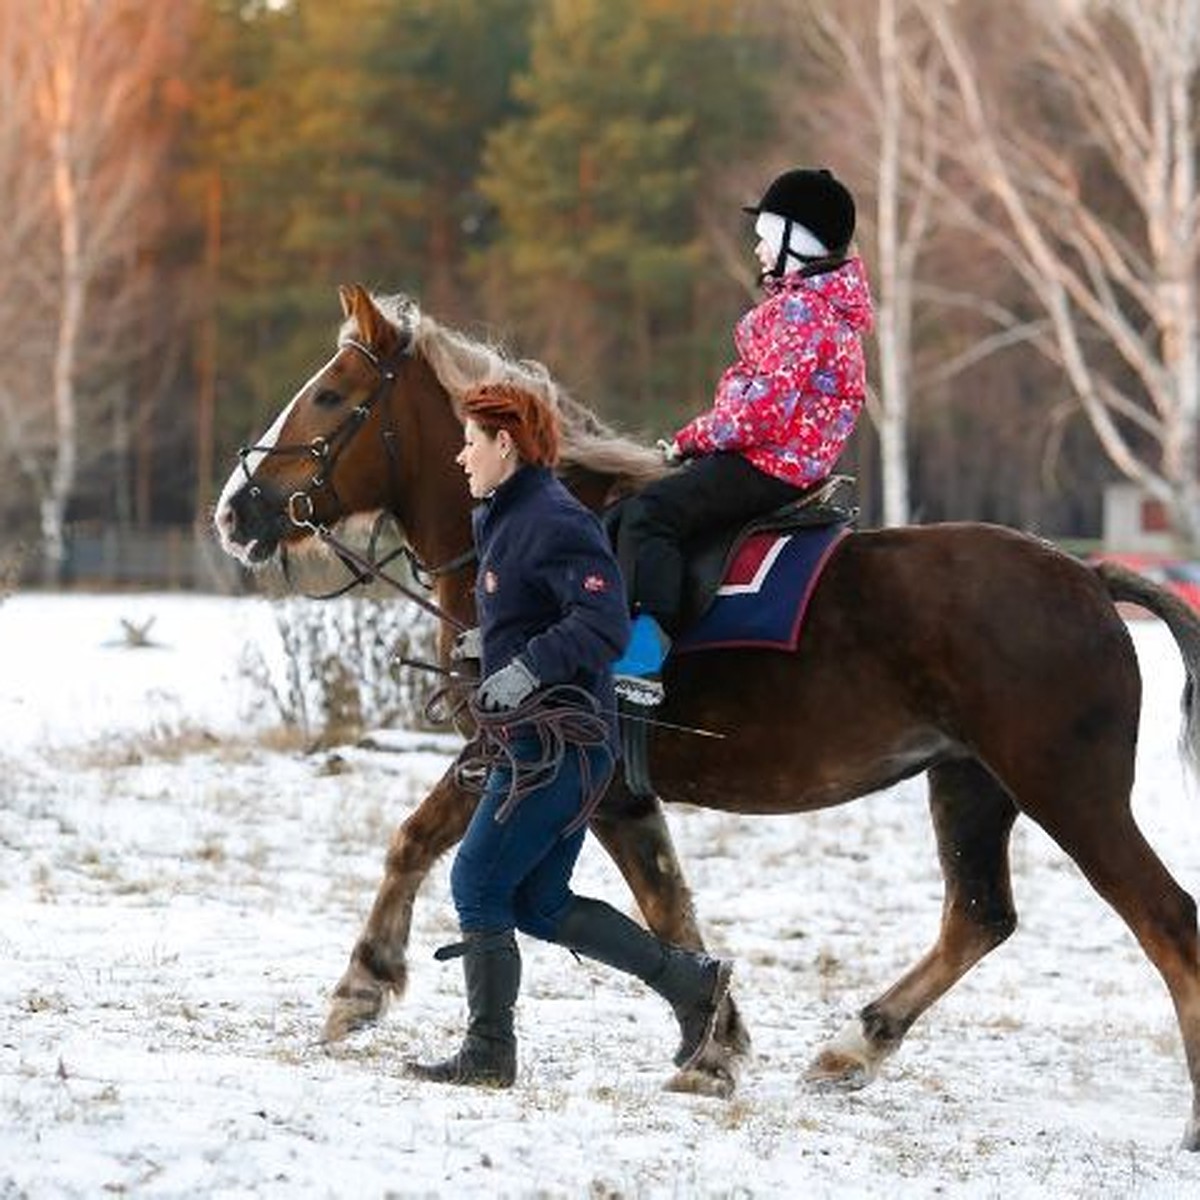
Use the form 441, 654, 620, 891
450, 737, 615, 939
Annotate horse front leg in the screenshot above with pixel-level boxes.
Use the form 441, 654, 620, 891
588, 783, 751, 1096
323, 765, 477, 1043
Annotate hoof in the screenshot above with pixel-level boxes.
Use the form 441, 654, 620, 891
803, 1047, 875, 1092
804, 1019, 886, 1092
320, 985, 390, 1044
665, 1060, 737, 1099
664, 1039, 738, 1099
1182, 1115, 1200, 1152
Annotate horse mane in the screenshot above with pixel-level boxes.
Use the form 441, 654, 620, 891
345, 293, 670, 495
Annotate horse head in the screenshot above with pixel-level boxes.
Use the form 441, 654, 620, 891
214, 284, 429, 566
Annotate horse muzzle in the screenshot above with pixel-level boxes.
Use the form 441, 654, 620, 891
214, 480, 293, 565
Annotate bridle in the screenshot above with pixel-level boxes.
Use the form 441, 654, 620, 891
237, 335, 407, 532
237, 333, 475, 608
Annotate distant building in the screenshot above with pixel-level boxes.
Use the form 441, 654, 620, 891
1102, 482, 1174, 553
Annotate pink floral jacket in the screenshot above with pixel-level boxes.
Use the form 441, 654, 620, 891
674, 258, 873, 488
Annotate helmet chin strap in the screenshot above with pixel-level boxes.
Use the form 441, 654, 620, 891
761, 217, 846, 285
768, 216, 795, 280
766, 215, 834, 281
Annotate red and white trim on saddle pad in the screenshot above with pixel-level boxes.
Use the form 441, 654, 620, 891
717, 533, 792, 597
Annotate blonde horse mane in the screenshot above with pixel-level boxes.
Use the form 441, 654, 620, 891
347, 294, 669, 495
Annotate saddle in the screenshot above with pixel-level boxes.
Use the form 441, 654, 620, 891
677, 474, 857, 624
603, 473, 857, 617
610, 474, 858, 797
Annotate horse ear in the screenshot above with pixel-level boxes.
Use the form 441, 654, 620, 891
338, 284, 358, 318
351, 287, 398, 355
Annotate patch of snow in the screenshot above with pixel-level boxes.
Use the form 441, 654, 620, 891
3, 596, 1200, 1196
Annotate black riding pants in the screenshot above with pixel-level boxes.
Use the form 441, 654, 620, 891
616, 452, 804, 634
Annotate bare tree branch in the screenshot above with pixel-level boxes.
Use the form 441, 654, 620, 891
917, 0, 1200, 535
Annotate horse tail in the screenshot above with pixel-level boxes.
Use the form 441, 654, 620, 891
1094, 560, 1200, 773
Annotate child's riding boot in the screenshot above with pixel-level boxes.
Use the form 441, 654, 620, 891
612, 612, 672, 707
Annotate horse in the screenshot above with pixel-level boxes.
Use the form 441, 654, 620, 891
215, 282, 1200, 1146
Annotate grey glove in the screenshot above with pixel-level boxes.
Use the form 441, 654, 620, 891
451, 626, 482, 661
476, 658, 539, 712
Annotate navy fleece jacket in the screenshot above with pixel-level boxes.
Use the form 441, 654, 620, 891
472, 465, 629, 747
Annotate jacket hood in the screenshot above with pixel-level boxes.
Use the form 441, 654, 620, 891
774, 256, 873, 333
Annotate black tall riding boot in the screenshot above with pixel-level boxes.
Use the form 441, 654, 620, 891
406, 930, 520, 1087
554, 897, 733, 1069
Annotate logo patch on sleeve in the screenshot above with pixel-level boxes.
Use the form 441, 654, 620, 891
582, 573, 609, 593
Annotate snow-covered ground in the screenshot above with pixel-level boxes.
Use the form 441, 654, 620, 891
4, 592, 1200, 1198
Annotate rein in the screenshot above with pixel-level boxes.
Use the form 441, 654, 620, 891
398, 655, 727, 742
294, 515, 471, 632
418, 676, 725, 832
284, 508, 476, 607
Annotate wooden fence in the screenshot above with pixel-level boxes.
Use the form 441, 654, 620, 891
7, 527, 247, 592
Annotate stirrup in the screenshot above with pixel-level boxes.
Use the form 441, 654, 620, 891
614, 674, 665, 707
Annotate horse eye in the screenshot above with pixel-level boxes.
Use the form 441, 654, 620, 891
314, 389, 343, 409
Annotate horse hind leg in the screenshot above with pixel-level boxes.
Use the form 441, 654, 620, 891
1022, 791, 1200, 1149
322, 767, 477, 1043
588, 785, 750, 1097
806, 758, 1018, 1089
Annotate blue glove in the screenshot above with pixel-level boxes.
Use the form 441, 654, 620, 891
476, 658, 539, 712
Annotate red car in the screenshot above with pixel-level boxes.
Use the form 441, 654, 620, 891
1088, 552, 1200, 614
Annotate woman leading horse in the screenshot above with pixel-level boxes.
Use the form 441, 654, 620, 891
405, 380, 731, 1089
215, 283, 1200, 1146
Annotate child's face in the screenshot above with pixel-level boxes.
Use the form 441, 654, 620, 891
754, 211, 785, 272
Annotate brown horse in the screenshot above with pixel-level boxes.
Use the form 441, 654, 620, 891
216, 283, 1200, 1145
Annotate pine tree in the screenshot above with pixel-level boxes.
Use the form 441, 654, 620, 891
182, 0, 535, 497
477, 0, 774, 432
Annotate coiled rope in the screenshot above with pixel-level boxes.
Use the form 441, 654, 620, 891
424, 674, 615, 837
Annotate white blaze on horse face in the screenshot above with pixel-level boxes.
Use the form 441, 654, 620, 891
213, 352, 341, 561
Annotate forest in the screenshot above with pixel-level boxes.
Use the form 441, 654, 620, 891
1, 0, 1198, 583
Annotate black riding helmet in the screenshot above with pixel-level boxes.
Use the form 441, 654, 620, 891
743, 168, 856, 278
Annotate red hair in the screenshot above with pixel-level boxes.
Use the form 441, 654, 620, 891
460, 382, 560, 467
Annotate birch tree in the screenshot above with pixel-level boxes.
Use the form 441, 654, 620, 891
797, 0, 945, 526
921, 0, 1200, 545
0, 0, 185, 580
0, 1, 50, 524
